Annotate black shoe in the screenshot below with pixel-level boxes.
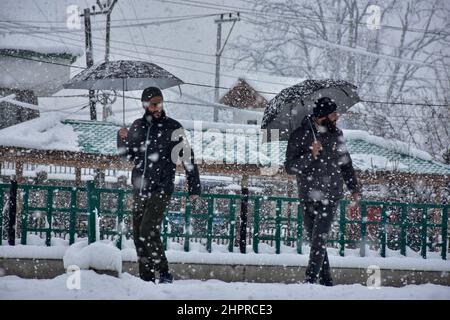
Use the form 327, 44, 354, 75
140, 273, 155, 283
303, 276, 317, 284
159, 272, 173, 284
319, 278, 334, 287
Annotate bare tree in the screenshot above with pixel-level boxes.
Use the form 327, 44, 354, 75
230, 0, 450, 160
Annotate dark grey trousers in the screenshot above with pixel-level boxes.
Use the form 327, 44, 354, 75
302, 201, 338, 284
133, 192, 171, 282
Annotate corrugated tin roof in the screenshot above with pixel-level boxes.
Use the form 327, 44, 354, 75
64, 119, 450, 176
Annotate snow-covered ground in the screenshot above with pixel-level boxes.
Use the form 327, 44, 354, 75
1, 235, 450, 272
1, 237, 450, 299
1, 270, 449, 300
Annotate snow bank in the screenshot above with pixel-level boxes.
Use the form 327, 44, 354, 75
0, 113, 80, 151
0, 270, 449, 300
0, 245, 68, 260
2, 238, 449, 272
63, 241, 122, 273
160, 250, 450, 272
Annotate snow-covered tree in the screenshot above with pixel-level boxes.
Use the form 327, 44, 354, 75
231, 0, 450, 161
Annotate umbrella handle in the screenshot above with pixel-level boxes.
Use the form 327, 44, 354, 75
307, 116, 317, 141
122, 79, 125, 126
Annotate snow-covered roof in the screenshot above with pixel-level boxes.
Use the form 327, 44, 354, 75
0, 35, 83, 58
0, 113, 79, 152
1, 117, 448, 176
0, 45, 83, 57
220, 72, 303, 101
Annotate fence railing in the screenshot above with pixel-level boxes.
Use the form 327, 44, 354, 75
1, 162, 130, 178
0, 182, 448, 259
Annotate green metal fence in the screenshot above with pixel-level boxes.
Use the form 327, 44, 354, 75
0, 182, 448, 260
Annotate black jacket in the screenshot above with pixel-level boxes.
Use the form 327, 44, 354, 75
118, 111, 201, 197
284, 115, 359, 203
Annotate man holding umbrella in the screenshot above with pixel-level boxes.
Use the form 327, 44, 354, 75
284, 97, 360, 286
118, 87, 201, 284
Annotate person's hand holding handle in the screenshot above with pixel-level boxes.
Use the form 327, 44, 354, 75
348, 192, 361, 215
118, 127, 128, 140
311, 139, 322, 159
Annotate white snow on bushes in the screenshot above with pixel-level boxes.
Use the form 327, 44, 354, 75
63, 241, 122, 273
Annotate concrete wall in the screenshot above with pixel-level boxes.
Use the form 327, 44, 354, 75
1, 258, 449, 287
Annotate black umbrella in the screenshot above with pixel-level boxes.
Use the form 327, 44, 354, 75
261, 79, 360, 140
63, 60, 184, 125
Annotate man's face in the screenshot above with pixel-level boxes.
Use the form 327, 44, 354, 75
318, 112, 339, 132
143, 96, 163, 119
326, 111, 338, 124
318, 112, 338, 124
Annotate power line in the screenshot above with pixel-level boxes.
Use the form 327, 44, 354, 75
3, 19, 449, 83
129, 0, 153, 60
0, 13, 224, 24
6, 18, 450, 71
0, 14, 220, 34
360, 100, 448, 107
6, 16, 449, 64
238, 16, 449, 70
345, 113, 450, 120
44, 92, 450, 118
2, 51, 448, 108
4, 1, 450, 69
161, 0, 450, 37
0, 12, 221, 36
240, 15, 450, 61
114, 0, 142, 61
20, 29, 448, 92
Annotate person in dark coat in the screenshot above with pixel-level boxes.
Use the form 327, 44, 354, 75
118, 87, 201, 284
284, 97, 360, 286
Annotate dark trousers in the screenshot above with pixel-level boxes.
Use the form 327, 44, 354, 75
133, 192, 171, 282
302, 200, 338, 283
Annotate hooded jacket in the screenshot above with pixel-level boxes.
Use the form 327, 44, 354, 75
119, 110, 201, 197
284, 115, 359, 203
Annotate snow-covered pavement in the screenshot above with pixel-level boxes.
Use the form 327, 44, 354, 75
1, 270, 449, 300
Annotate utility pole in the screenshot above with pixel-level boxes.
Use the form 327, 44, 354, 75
83, 8, 96, 120
97, 0, 118, 62
81, 0, 118, 121
214, 12, 240, 122
97, 0, 118, 120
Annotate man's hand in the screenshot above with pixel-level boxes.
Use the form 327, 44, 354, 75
310, 139, 322, 159
118, 127, 128, 140
348, 192, 360, 210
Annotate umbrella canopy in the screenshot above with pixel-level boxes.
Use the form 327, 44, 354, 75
63, 60, 184, 126
63, 60, 183, 90
261, 79, 360, 140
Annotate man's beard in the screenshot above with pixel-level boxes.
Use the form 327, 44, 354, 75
322, 118, 338, 133
144, 108, 162, 121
